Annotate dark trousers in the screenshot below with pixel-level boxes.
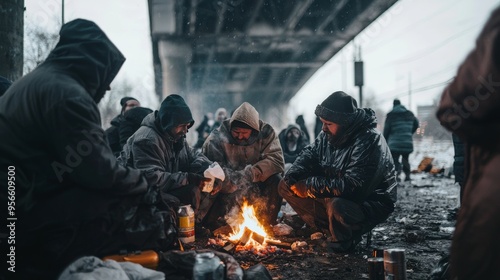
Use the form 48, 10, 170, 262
199, 173, 283, 230
391, 151, 411, 179
278, 180, 394, 242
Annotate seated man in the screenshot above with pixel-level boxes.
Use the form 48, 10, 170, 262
0, 19, 169, 279
119, 94, 212, 218
106, 96, 141, 157
279, 91, 397, 252
200, 102, 285, 230
278, 123, 310, 171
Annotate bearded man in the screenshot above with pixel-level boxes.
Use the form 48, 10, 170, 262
278, 91, 397, 252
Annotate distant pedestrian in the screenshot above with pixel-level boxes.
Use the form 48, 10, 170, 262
383, 99, 419, 182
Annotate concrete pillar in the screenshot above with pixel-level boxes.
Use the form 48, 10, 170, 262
158, 40, 192, 99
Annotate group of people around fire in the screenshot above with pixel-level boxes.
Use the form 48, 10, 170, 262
2, 5, 500, 278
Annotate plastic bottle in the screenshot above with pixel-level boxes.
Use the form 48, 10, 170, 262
178, 204, 195, 243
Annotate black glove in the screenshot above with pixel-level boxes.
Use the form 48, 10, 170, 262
291, 180, 308, 198
187, 173, 211, 189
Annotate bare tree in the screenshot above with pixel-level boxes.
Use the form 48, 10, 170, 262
0, 0, 24, 81
362, 89, 387, 131
23, 21, 59, 74
98, 78, 135, 129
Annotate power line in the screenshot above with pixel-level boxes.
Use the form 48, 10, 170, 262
379, 78, 453, 102
389, 23, 481, 65
364, 0, 468, 55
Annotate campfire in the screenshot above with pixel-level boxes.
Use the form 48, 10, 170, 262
209, 200, 291, 254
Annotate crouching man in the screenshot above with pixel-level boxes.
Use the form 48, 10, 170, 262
279, 91, 397, 252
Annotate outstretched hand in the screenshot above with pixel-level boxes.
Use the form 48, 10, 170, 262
291, 180, 308, 198
210, 178, 223, 195
187, 173, 212, 189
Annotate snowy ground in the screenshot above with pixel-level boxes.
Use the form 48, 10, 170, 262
191, 138, 459, 279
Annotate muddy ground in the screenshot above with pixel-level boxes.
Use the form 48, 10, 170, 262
187, 172, 458, 280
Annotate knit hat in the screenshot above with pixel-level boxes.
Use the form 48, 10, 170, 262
315, 91, 358, 126
120, 97, 139, 113
158, 94, 194, 132
120, 97, 138, 107
393, 99, 401, 106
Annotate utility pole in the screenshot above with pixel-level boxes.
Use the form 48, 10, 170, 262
62, 0, 65, 25
408, 72, 412, 111
354, 46, 364, 107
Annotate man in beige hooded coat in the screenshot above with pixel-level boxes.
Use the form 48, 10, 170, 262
200, 102, 285, 231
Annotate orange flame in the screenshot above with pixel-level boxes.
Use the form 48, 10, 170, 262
228, 201, 268, 244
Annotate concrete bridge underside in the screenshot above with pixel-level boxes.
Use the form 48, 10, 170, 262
148, 0, 398, 131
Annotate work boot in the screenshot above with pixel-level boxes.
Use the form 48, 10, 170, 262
326, 235, 362, 253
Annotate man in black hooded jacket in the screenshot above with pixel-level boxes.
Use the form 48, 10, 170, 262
0, 19, 159, 279
279, 91, 397, 252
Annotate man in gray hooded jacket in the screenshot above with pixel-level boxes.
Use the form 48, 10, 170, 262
119, 94, 212, 218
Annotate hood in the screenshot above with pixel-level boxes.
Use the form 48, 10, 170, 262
43, 19, 125, 103
229, 102, 260, 132
391, 104, 408, 113
329, 108, 378, 147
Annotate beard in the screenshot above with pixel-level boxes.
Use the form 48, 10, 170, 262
324, 128, 345, 146
234, 138, 251, 145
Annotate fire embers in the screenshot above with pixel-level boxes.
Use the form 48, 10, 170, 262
206, 201, 293, 256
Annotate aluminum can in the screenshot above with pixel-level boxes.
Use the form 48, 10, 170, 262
178, 204, 195, 243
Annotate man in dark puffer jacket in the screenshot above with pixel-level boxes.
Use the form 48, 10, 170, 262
279, 91, 397, 253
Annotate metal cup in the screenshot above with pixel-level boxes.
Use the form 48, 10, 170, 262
383, 248, 407, 280
367, 257, 384, 280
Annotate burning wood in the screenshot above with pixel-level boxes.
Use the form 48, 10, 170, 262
214, 200, 292, 253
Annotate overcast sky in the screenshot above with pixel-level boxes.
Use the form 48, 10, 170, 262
24, 0, 499, 127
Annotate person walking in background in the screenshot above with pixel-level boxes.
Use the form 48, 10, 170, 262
279, 91, 397, 253
0, 19, 166, 279
119, 94, 212, 218
436, 6, 500, 279
383, 99, 419, 182
278, 123, 309, 172
200, 102, 285, 231
105, 96, 141, 157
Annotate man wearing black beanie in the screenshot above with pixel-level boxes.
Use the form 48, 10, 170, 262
105, 96, 140, 157
119, 94, 212, 223
279, 91, 397, 253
